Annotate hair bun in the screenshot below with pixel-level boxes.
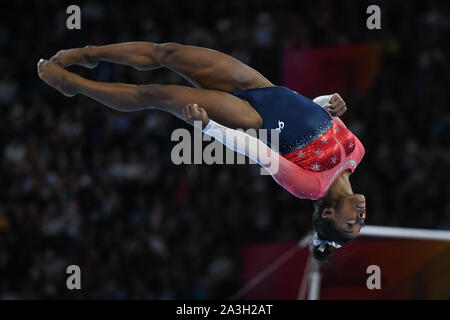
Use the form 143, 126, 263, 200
312, 243, 333, 262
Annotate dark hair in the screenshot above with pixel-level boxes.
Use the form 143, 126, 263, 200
311, 194, 353, 263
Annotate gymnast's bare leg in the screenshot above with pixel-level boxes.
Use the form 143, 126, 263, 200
37, 42, 274, 129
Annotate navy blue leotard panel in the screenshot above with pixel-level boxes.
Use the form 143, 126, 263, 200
232, 86, 333, 155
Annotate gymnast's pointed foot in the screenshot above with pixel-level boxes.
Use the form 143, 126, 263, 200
50, 47, 99, 69
37, 59, 78, 97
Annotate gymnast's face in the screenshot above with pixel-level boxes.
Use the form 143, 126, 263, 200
324, 194, 366, 238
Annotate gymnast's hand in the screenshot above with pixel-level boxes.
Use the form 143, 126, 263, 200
183, 103, 210, 129
50, 47, 98, 69
328, 93, 347, 117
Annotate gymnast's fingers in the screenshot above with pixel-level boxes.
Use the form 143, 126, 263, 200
182, 105, 188, 121
188, 103, 197, 116
191, 103, 201, 116
331, 104, 347, 117
198, 106, 208, 117
329, 94, 337, 104
183, 104, 193, 121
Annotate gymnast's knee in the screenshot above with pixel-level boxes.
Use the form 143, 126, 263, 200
138, 84, 171, 104
156, 42, 183, 65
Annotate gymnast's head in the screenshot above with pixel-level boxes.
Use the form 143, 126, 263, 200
311, 193, 366, 262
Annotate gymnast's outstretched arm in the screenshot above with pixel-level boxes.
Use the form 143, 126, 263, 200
183, 103, 321, 199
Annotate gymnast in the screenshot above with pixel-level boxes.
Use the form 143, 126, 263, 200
37, 42, 366, 261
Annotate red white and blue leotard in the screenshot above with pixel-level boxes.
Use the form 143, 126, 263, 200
202, 88, 365, 200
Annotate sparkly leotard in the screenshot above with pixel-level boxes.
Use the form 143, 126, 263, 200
202, 88, 365, 200
233, 86, 333, 154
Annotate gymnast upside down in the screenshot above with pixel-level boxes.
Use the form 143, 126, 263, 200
37, 42, 366, 261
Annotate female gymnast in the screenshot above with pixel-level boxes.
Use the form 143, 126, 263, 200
37, 42, 366, 261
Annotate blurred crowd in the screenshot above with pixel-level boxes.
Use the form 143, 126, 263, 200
0, 0, 449, 299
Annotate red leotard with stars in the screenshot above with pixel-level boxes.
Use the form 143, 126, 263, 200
280, 117, 365, 199
202, 116, 365, 200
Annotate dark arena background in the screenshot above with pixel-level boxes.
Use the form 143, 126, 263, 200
1, 0, 450, 301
